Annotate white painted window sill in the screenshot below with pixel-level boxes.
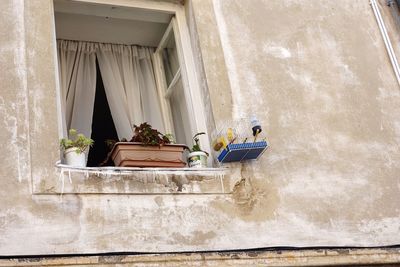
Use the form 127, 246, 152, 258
56, 163, 226, 174
49, 163, 238, 195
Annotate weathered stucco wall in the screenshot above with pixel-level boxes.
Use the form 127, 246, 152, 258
0, 0, 400, 256
191, 0, 400, 245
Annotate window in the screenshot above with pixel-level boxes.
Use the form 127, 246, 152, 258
154, 19, 193, 146
53, 0, 210, 166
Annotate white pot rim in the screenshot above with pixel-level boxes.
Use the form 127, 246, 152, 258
188, 151, 207, 157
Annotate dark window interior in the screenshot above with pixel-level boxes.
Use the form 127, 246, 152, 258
87, 60, 118, 167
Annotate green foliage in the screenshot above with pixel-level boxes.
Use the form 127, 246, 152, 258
60, 129, 94, 154
130, 122, 171, 146
164, 133, 176, 144
189, 132, 208, 155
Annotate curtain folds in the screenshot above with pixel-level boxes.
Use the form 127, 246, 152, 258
57, 40, 97, 139
97, 44, 164, 139
57, 40, 164, 141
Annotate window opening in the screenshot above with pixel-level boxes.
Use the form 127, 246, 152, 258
87, 59, 118, 167
54, 0, 212, 168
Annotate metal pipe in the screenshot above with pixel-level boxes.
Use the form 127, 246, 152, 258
371, 0, 400, 86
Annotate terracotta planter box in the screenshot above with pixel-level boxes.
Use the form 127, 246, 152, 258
110, 142, 187, 168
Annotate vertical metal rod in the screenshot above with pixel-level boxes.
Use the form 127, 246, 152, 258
371, 0, 400, 86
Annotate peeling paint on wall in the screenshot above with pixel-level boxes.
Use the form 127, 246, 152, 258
1, 0, 400, 256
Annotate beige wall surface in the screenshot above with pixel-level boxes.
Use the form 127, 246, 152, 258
0, 0, 400, 256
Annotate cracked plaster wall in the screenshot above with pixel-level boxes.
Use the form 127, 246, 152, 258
0, 0, 400, 256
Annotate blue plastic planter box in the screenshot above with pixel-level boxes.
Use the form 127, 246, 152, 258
217, 141, 268, 163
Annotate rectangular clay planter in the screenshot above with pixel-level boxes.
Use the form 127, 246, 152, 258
110, 142, 187, 168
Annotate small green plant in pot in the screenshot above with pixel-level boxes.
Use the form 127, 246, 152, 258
187, 132, 209, 168
60, 129, 94, 167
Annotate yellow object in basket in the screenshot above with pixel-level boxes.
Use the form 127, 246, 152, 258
220, 136, 228, 148
213, 142, 223, 151
213, 136, 227, 151
227, 128, 235, 142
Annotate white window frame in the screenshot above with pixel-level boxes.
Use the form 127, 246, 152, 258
52, 0, 211, 157
153, 17, 194, 145
152, 19, 180, 136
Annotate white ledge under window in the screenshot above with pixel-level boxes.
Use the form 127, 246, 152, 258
50, 163, 240, 195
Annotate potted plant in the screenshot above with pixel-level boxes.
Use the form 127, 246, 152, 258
60, 129, 94, 167
110, 123, 187, 168
187, 132, 209, 168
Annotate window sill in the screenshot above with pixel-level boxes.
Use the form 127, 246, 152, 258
35, 163, 240, 195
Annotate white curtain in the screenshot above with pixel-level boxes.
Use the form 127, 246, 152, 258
96, 44, 164, 140
57, 40, 97, 139
58, 40, 164, 141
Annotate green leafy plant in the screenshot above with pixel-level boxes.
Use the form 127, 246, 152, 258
130, 122, 171, 146
164, 133, 176, 144
60, 129, 94, 154
99, 126, 176, 166
188, 132, 208, 155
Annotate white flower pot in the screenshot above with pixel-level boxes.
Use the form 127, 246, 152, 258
187, 151, 208, 168
64, 147, 86, 167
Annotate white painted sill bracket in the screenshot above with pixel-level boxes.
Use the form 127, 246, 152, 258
54, 162, 240, 195
371, 0, 400, 86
